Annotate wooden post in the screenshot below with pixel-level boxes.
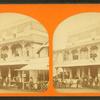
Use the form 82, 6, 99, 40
22, 71, 25, 90
8, 68, 11, 86
62, 68, 64, 81
77, 68, 80, 79
82, 68, 85, 78
88, 67, 91, 78
69, 68, 72, 79
8, 45, 12, 59
55, 67, 58, 79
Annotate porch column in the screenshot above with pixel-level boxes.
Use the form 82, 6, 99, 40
31, 46, 35, 58
58, 51, 63, 64
22, 71, 25, 90
98, 68, 100, 87
62, 67, 64, 81
82, 67, 85, 78
69, 50, 72, 61
29, 70, 31, 78
22, 44, 26, 57
77, 48, 80, 60
55, 67, 58, 79
43, 70, 45, 81
97, 44, 100, 60
17, 47, 23, 57
69, 68, 72, 79
98, 68, 100, 78
55, 52, 59, 65
88, 67, 91, 78
87, 46, 91, 59
0, 47, 1, 60
8, 45, 12, 59
0, 69, 2, 79
18, 71, 22, 83
17, 71, 20, 77
29, 46, 33, 57
77, 68, 80, 79
32, 71, 38, 83
8, 68, 11, 86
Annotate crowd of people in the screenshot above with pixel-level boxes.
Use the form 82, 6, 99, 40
54, 76, 100, 88
0, 76, 48, 91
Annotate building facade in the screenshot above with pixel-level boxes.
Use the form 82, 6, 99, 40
53, 27, 100, 88
0, 16, 49, 90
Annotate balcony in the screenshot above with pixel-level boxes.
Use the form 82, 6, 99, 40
0, 56, 49, 66
54, 58, 100, 68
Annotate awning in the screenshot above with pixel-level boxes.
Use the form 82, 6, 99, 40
18, 57, 49, 71
19, 63, 49, 71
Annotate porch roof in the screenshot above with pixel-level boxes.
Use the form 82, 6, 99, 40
54, 59, 100, 68
18, 57, 49, 71
19, 63, 49, 71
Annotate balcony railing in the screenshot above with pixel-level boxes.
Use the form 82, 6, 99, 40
0, 56, 48, 65
54, 57, 100, 67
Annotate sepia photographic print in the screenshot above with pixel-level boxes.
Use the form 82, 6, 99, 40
0, 13, 49, 92
53, 12, 100, 93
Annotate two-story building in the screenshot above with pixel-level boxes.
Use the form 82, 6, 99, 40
53, 12, 100, 88
0, 13, 49, 90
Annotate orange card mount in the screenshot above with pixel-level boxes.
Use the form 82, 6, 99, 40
0, 4, 99, 97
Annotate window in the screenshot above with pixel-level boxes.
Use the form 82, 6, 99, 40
1, 46, 8, 60
39, 47, 48, 57
63, 50, 69, 61
15, 50, 19, 56
1, 53, 8, 60
63, 51, 67, 61
80, 47, 88, 59
90, 53, 97, 60
26, 50, 29, 56
90, 46, 98, 60
73, 55, 78, 60
71, 49, 78, 60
